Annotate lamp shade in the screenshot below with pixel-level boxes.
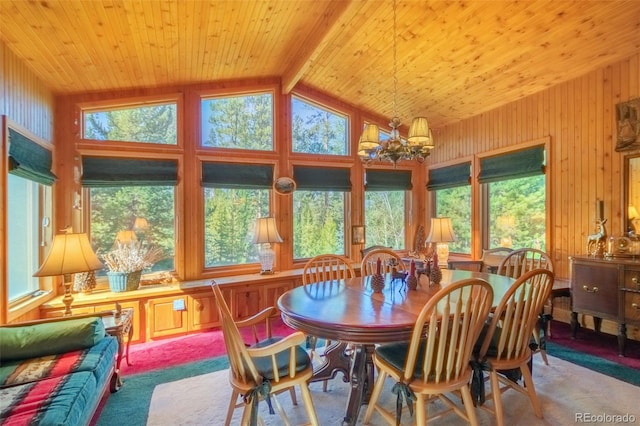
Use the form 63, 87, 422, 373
33, 233, 103, 277
359, 124, 380, 151
407, 117, 432, 147
426, 217, 456, 243
115, 230, 138, 244
252, 217, 283, 244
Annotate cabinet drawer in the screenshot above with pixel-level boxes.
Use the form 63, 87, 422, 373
623, 291, 640, 324
572, 263, 618, 317
623, 269, 640, 291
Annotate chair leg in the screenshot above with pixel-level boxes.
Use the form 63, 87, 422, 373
520, 365, 543, 418
460, 385, 480, 426
363, 369, 387, 424
299, 384, 320, 426
288, 388, 298, 406
415, 393, 426, 426
225, 389, 239, 425
489, 371, 505, 426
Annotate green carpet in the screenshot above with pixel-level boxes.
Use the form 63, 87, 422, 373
97, 357, 229, 426
547, 341, 640, 386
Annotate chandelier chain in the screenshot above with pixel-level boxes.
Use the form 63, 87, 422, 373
392, 0, 398, 118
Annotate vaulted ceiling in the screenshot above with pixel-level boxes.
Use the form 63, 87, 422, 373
1, 1, 639, 129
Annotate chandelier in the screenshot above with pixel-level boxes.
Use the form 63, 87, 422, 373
357, 0, 434, 166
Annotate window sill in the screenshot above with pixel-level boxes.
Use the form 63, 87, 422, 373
8, 290, 55, 322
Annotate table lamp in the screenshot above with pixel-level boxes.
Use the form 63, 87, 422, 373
33, 232, 103, 316
426, 217, 456, 268
252, 217, 283, 274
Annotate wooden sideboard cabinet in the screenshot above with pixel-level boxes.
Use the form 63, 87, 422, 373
570, 255, 640, 356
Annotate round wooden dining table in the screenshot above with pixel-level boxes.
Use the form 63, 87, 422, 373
277, 269, 515, 425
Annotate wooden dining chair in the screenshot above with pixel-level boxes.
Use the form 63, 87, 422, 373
302, 254, 356, 391
363, 278, 494, 426
474, 269, 554, 426
211, 282, 319, 426
496, 248, 554, 364
360, 248, 406, 276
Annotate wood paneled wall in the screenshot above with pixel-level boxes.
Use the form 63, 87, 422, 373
429, 53, 640, 280
1, 41, 55, 323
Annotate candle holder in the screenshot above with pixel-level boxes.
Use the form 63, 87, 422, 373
406, 259, 418, 290
371, 273, 385, 293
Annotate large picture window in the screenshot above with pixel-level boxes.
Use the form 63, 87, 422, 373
364, 169, 410, 249
202, 162, 272, 267
480, 146, 546, 250
429, 162, 472, 254
201, 93, 273, 150
292, 96, 348, 155
83, 157, 178, 276
292, 166, 350, 258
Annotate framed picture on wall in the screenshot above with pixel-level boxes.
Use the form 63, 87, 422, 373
352, 225, 365, 245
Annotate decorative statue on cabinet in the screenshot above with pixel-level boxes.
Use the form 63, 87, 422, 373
587, 218, 607, 256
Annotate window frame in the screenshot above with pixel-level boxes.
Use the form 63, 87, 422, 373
290, 94, 350, 156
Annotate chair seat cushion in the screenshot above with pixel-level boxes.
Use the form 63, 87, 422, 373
375, 340, 428, 379
250, 337, 311, 380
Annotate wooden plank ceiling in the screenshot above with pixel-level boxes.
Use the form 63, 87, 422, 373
1, 0, 639, 129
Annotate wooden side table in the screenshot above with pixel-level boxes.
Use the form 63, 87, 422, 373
101, 307, 134, 389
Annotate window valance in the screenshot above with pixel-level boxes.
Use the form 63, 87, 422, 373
427, 162, 471, 191
293, 166, 351, 191
478, 146, 545, 184
201, 162, 273, 189
82, 156, 178, 187
8, 128, 57, 185
365, 169, 412, 191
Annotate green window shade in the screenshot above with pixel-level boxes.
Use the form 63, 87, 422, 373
427, 162, 471, 191
478, 146, 545, 184
82, 157, 178, 187
201, 162, 273, 189
8, 128, 57, 185
293, 166, 351, 191
365, 169, 412, 191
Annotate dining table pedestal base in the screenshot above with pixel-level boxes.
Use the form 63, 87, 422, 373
342, 344, 375, 425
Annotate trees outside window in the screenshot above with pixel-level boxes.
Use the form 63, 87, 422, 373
204, 188, 270, 267
292, 96, 348, 155
487, 175, 546, 250
293, 191, 345, 258
435, 186, 472, 254
364, 191, 405, 249
84, 102, 177, 144
201, 93, 273, 150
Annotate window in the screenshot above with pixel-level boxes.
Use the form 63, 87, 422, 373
292, 96, 348, 155
6, 127, 56, 301
84, 101, 177, 145
292, 166, 351, 258
364, 169, 411, 249
429, 162, 472, 254
7, 175, 49, 300
83, 157, 178, 276
201, 93, 273, 150
201, 162, 272, 267
480, 146, 546, 250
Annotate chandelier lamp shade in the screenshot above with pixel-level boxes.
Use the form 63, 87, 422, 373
33, 232, 103, 316
426, 217, 456, 268
252, 217, 283, 275
357, 0, 434, 166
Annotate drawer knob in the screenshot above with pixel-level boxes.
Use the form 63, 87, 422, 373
582, 285, 599, 293
632, 276, 639, 285
633, 303, 639, 310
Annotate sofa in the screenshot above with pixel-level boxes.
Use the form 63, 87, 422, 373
0, 316, 119, 426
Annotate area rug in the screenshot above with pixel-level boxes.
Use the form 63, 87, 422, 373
145, 354, 639, 425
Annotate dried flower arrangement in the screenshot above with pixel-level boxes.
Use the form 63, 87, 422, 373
102, 241, 164, 273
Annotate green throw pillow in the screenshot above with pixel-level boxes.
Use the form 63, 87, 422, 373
0, 317, 106, 362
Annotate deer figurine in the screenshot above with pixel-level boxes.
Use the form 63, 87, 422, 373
587, 218, 607, 256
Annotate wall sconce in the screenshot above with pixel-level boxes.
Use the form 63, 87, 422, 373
252, 217, 283, 275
